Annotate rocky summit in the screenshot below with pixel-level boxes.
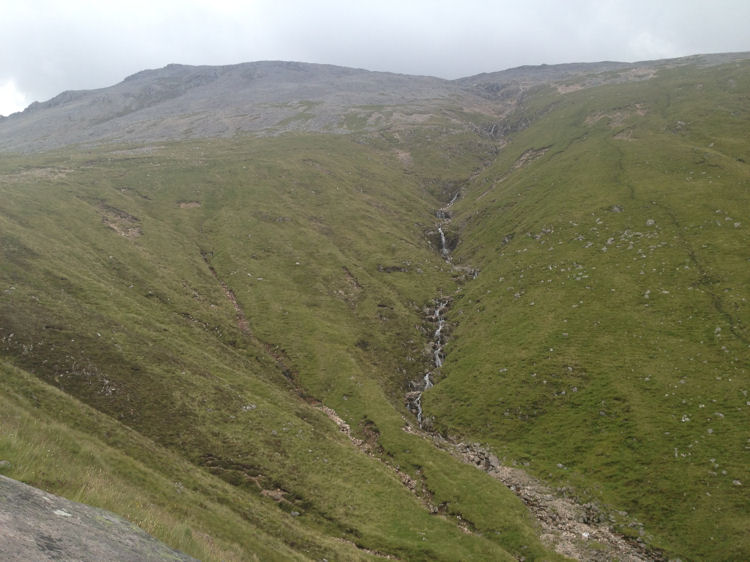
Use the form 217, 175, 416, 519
1, 52, 749, 560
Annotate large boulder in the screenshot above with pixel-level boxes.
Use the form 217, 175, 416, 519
0, 475, 196, 561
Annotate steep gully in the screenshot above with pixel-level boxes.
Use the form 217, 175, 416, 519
403, 193, 662, 561
405, 192, 457, 427
203, 199, 662, 560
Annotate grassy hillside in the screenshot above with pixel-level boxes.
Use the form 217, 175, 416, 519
1, 57, 749, 561
425, 61, 750, 558
0, 132, 559, 560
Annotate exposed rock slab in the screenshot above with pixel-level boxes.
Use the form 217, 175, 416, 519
0, 475, 196, 561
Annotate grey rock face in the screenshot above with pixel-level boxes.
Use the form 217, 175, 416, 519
0, 475, 196, 561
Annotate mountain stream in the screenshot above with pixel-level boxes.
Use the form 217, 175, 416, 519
402, 193, 660, 561
406, 194, 457, 427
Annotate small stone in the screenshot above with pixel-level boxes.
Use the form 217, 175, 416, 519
488, 454, 501, 469
290, 511, 300, 517
0, 460, 10, 470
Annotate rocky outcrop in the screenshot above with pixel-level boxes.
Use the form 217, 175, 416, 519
0, 475, 196, 561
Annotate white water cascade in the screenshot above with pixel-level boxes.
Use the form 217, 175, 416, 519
407, 192, 460, 427
435, 192, 457, 261
438, 226, 450, 259
431, 300, 448, 368
411, 301, 452, 425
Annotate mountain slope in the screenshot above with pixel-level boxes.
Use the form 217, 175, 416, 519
426, 59, 750, 559
1, 54, 749, 560
0, 132, 556, 560
4, 53, 748, 153
0, 61, 479, 152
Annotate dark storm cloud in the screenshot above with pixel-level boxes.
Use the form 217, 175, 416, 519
1, 0, 749, 115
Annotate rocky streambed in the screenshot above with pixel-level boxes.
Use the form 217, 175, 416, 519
402, 194, 663, 561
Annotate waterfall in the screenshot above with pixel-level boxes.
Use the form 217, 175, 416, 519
410, 297, 447, 425
415, 394, 424, 426
432, 299, 448, 368
438, 226, 449, 258
407, 191, 461, 427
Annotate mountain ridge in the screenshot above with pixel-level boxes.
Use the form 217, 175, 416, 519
3, 51, 749, 152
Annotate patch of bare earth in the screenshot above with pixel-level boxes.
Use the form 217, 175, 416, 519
0, 167, 73, 183
558, 67, 656, 95
107, 145, 163, 156
178, 200, 201, 208
394, 149, 413, 167
260, 488, 291, 503
99, 204, 142, 238
200, 251, 250, 333
618, 67, 657, 81
390, 111, 432, 125
557, 83, 585, 94
333, 266, 363, 306
614, 128, 635, 141
513, 146, 552, 170
585, 104, 647, 128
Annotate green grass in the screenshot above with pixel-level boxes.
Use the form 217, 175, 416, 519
0, 359, 342, 561
2, 59, 749, 561
0, 133, 553, 560
425, 61, 750, 559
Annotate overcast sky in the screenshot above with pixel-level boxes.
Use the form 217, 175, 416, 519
1, 0, 749, 116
